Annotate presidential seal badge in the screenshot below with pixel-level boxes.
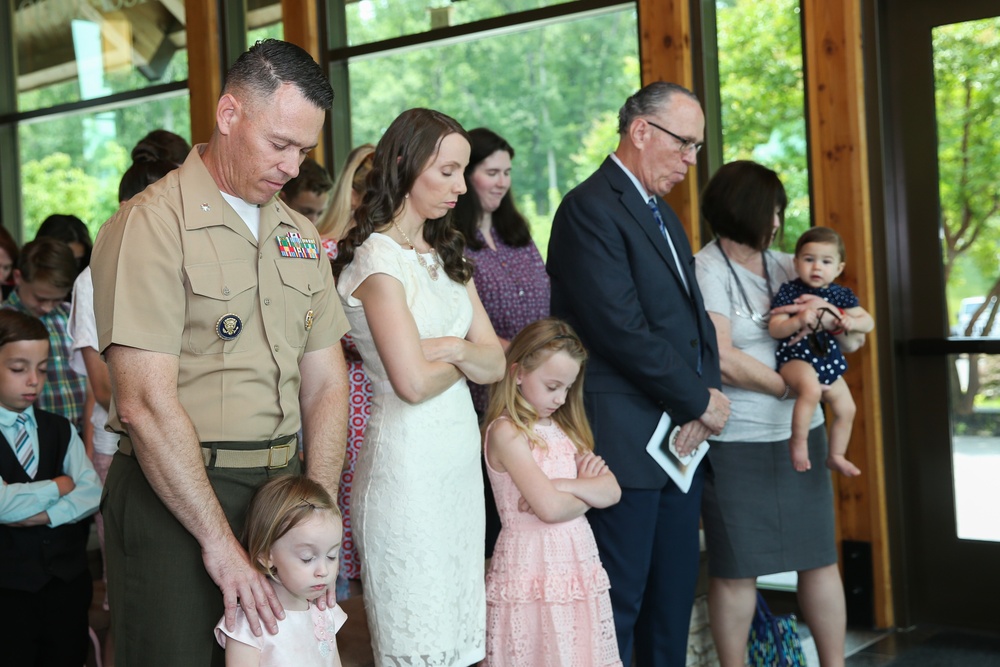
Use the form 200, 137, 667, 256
216, 313, 243, 340
304, 309, 315, 331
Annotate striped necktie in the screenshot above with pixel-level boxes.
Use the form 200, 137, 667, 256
647, 197, 690, 294
12, 412, 37, 478
648, 198, 702, 375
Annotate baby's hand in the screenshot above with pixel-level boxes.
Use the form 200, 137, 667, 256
798, 308, 818, 328
576, 452, 609, 478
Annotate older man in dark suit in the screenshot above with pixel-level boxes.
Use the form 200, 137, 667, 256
547, 82, 730, 665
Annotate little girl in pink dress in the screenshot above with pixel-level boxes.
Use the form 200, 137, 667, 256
215, 476, 347, 667
483, 318, 623, 666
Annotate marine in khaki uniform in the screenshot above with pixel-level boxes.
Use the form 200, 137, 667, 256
91, 40, 349, 667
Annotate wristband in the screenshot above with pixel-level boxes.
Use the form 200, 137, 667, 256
779, 384, 791, 401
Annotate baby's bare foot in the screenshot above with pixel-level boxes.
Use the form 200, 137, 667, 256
827, 454, 861, 477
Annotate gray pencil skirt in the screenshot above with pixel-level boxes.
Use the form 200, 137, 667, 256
702, 425, 837, 579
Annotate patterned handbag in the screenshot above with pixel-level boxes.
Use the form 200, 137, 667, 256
747, 592, 808, 666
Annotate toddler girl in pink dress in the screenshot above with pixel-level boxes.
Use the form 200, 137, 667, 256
215, 475, 347, 667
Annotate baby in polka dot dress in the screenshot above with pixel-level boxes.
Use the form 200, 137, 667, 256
768, 227, 874, 477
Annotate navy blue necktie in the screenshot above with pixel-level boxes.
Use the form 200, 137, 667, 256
648, 197, 670, 240
648, 198, 702, 375
647, 198, 690, 294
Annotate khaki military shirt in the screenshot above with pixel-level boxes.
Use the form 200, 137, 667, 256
92, 146, 349, 442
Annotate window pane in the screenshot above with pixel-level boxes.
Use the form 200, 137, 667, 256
716, 0, 809, 251
949, 353, 1000, 542
248, 0, 283, 45
934, 18, 1000, 543
346, 0, 580, 47
15, 0, 188, 112
935, 18, 1000, 340
18, 93, 191, 240
347, 8, 640, 255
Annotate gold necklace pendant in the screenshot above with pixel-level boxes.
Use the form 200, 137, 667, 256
416, 252, 440, 280
392, 220, 440, 280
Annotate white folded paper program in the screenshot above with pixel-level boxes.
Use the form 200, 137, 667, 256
644, 412, 709, 493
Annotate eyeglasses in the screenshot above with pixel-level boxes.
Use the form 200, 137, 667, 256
645, 120, 704, 155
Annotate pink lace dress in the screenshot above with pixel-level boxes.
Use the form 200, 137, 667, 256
484, 419, 622, 667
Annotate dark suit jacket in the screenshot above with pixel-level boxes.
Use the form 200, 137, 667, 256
548, 157, 722, 489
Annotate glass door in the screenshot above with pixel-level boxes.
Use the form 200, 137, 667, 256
881, 0, 1000, 629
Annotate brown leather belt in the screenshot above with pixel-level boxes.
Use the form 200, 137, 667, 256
118, 434, 297, 469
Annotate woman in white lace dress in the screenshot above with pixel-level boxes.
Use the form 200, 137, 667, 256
333, 108, 505, 666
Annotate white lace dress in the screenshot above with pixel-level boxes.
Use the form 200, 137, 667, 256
337, 233, 486, 666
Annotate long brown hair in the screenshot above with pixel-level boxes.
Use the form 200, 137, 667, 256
453, 128, 532, 250
333, 108, 473, 284
484, 318, 595, 454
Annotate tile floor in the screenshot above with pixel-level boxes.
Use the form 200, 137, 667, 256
798, 624, 891, 665
763, 578, 1000, 667
87, 550, 1000, 666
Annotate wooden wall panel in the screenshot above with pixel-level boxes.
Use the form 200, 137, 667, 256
638, 0, 700, 247
281, 0, 326, 166
802, 0, 892, 627
185, 0, 222, 146
281, 0, 321, 58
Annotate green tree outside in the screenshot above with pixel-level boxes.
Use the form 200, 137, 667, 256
346, 8, 641, 258
716, 0, 810, 253
12, 0, 817, 264
18, 92, 191, 241
16, 34, 190, 241
934, 18, 1000, 325
345, 0, 576, 47
931, 17, 1000, 412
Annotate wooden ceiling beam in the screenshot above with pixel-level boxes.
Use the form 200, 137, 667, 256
159, 0, 186, 26
15, 0, 180, 88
